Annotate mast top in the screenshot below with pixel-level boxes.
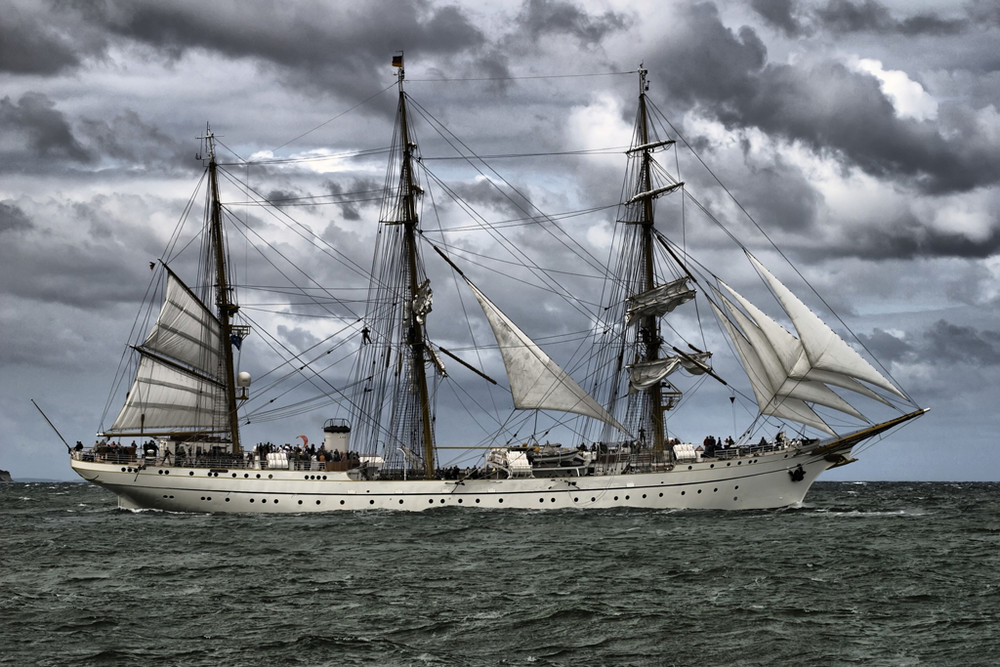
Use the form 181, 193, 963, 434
393, 52, 405, 90
638, 64, 649, 95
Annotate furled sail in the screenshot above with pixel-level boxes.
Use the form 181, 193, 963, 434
107, 268, 228, 434
625, 278, 695, 324
627, 352, 712, 392
466, 280, 629, 434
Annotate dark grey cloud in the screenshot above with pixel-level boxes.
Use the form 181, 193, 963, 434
648, 3, 999, 205
922, 320, 1000, 365
0, 93, 92, 163
859, 320, 1000, 368
514, 0, 630, 46
78, 109, 190, 170
70, 0, 488, 97
0, 202, 33, 234
815, 0, 967, 36
0, 4, 98, 74
750, 0, 806, 37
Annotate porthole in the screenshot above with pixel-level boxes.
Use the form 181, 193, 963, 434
710, 464, 715, 468
256, 474, 261, 478
225, 498, 230, 502
475, 498, 481, 504
189, 471, 194, 476
458, 499, 463, 504
539, 498, 545, 503
614, 496, 619, 501
687, 465, 693, 470
339, 500, 345, 505
658, 492, 663, 497
642, 494, 647, 499
734, 497, 739, 501
370, 500, 375, 505
573, 498, 579, 503
268, 474, 273, 479
591, 497, 596, 502
261, 499, 267, 503
298, 500, 303, 505
399, 500, 404, 505
697, 489, 703, 494
625, 495, 630, 500
550, 497, 556, 503
121, 467, 127, 472
315, 500, 321, 505
498, 498, 504, 504
244, 474, 249, 478
158, 470, 163, 475
232, 473, 237, 478
727, 462, 732, 466
249, 498, 255, 503
734, 485, 739, 490
681, 491, 686, 495
428, 499, 434, 504
713, 488, 718, 492
440, 499, 445, 504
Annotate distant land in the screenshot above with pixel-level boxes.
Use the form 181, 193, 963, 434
0, 469, 12, 483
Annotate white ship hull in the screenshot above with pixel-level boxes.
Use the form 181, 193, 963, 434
70, 444, 842, 513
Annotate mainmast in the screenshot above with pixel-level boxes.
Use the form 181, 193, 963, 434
394, 57, 436, 479
205, 129, 242, 454
635, 68, 667, 454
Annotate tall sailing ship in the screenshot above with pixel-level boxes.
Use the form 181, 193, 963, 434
69, 60, 926, 512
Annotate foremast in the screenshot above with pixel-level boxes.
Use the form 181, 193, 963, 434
205, 130, 243, 454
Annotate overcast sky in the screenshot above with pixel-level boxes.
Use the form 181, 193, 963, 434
2, 0, 998, 482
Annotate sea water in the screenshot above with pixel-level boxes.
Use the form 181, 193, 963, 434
2, 481, 998, 666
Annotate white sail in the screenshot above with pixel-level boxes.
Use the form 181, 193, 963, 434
466, 280, 628, 434
717, 281, 867, 421
628, 358, 682, 392
627, 352, 711, 393
142, 270, 223, 379
109, 352, 228, 432
746, 253, 906, 399
625, 278, 696, 324
710, 299, 835, 434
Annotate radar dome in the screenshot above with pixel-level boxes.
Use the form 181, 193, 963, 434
237, 372, 252, 388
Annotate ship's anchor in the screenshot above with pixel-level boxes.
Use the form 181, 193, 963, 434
788, 465, 805, 482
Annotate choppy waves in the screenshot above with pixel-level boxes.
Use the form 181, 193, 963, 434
2, 481, 999, 666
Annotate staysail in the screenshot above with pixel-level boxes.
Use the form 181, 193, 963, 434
709, 252, 907, 435
745, 252, 906, 399
466, 279, 629, 434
